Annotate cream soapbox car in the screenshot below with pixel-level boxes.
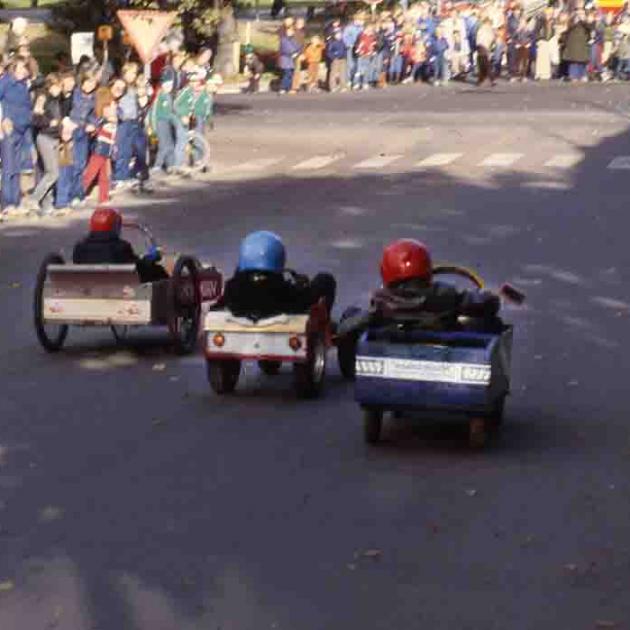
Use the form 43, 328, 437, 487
33, 223, 223, 354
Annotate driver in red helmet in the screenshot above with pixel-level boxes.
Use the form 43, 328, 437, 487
339, 239, 501, 335
72, 208, 168, 283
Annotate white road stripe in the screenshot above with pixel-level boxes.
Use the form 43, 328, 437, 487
479, 153, 523, 167
236, 158, 283, 171
607, 156, 630, 170
353, 154, 403, 169
292, 155, 340, 170
416, 153, 462, 168
544, 154, 582, 169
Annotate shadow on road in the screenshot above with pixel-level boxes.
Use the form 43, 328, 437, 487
2, 119, 630, 630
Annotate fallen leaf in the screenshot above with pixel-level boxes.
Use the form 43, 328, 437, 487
40, 506, 63, 522
363, 549, 382, 559
152, 363, 166, 371
0, 580, 14, 592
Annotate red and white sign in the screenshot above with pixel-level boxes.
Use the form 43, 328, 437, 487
117, 10, 177, 64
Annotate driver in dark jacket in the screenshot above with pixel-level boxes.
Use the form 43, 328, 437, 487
221, 230, 336, 320
339, 239, 501, 336
72, 208, 168, 283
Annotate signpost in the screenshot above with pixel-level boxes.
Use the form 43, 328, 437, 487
116, 9, 177, 65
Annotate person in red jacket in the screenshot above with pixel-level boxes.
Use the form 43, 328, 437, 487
354, 24, 377, 90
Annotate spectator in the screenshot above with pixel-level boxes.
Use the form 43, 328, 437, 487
343, 14, 364, 88
278, 26, 301, 94
431, 24, 450, 85
563, 9, 592, 82
304, 35, 325, 92
354, 23, 377, 90
535, 7, 555, 80
0, 56, 32, 215
243, 46, 264, 93
327, 28, 348, 92
292, 18, 307, 92
514, 16, 532, 81
114, 62, 140, 188
23, 73, 63, 214
476, 17, 496, 86
149, 77, 177, 173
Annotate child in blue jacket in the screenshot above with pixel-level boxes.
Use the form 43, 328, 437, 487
0, 57, 33, 215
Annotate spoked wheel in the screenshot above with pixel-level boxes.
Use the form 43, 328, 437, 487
111, 325, 129, 345
207, 359, 241, 394
293, 333, 327, 398
364, 408, 383, 444
168, 256, 201, 355
259, 360, 282, 376
34, 253, 69, 352
469, 417, 488, 449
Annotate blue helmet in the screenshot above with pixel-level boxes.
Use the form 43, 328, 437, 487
237, 231, 286, 273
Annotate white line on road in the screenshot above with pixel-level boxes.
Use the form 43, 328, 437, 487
236, 158, 283, 171
353, 155, 403, 169
544, 154, 582, 169
292, 155, 341, 170
416, 153, 463, 168
479, 153, 523, 167
607, 156, 630, 170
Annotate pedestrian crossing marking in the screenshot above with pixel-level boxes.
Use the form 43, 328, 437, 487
607, 156, 630, 170
479, 153, 523, 167
237, 158, 283, 171
353, 155, 403, 169
292, 155, 340, 170
416, 153, 463, 167
544, 154, 582, 168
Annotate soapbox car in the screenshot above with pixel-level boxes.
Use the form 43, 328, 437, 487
33, 223, 223, 354
204, 297, 336, 398
352, 266, 523, 448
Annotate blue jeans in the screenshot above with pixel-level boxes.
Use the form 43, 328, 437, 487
432, 53, 450, 81
113, 120, 134, 181
356, 56, 373, 87
569, 62, 587, 80
492, 42, 505, 76
1, 129, 25, 208
346, 49, 357, 84
280, 67, 294, 92
154, 119, 175, 170
388, 54, 403, 81
616, 58, 630, 79
71, 130, 89, 201
173, 119, 188, 168
370, 52, 383, 83
55, 164, 73, 208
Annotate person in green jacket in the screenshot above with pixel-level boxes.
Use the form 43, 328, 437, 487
191, 71, 213, 135
149, 78, 177, 173
172, 77, 195, 169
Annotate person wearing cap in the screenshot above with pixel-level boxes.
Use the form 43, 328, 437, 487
243, 45, 264, 93
221, 231, 336, 321
73, 208, 168, 283
172, 68, 197, 170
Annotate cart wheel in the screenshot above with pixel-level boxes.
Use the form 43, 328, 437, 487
207, 359, 241, 394
168, 256, 201, 355
258, 360, 282, 375
469, 417, 488, 449
364, 408, 383, 444
293, 333, 327, 398
337, 333, 358, 380
34, 253, 69, 352
111, 325, 129, 345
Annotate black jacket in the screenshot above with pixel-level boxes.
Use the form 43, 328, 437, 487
33, 94, 62, 139
72, 231, 168, 284
340, 279, 501, 335
223, 270, 313, 320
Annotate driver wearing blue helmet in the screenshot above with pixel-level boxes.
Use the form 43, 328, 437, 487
222, 231, 336, 320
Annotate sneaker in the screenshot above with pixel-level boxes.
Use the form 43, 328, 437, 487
70, 198, 83, 208
7, 205, 30, 216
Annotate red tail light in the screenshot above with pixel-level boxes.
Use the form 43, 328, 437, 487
213, 333, 225, 347
288, 335, 302, 351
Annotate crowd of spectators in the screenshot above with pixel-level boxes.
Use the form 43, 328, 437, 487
0, 24, 219, 220
275, 1, 630, 93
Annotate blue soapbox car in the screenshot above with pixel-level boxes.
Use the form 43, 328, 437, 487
351, 266, 522, 448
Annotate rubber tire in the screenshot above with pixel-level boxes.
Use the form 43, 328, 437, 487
489, 396, 506, 429
168, 256, 201, 355
34, 253, 69, 352
337, 305, 362, 380
364, 408, 383, 444
469, 417, 488, 449
207, 359, 241, 394
258, 360, 282, 375
293, 334, 326, 398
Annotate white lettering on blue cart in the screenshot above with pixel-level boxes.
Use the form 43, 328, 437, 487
356, 356, 491, 385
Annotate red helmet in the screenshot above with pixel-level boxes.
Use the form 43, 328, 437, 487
380, 239, 432, 286
90, 208, 122, 234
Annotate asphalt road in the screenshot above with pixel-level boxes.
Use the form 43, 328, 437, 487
2, 82, 630, 630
